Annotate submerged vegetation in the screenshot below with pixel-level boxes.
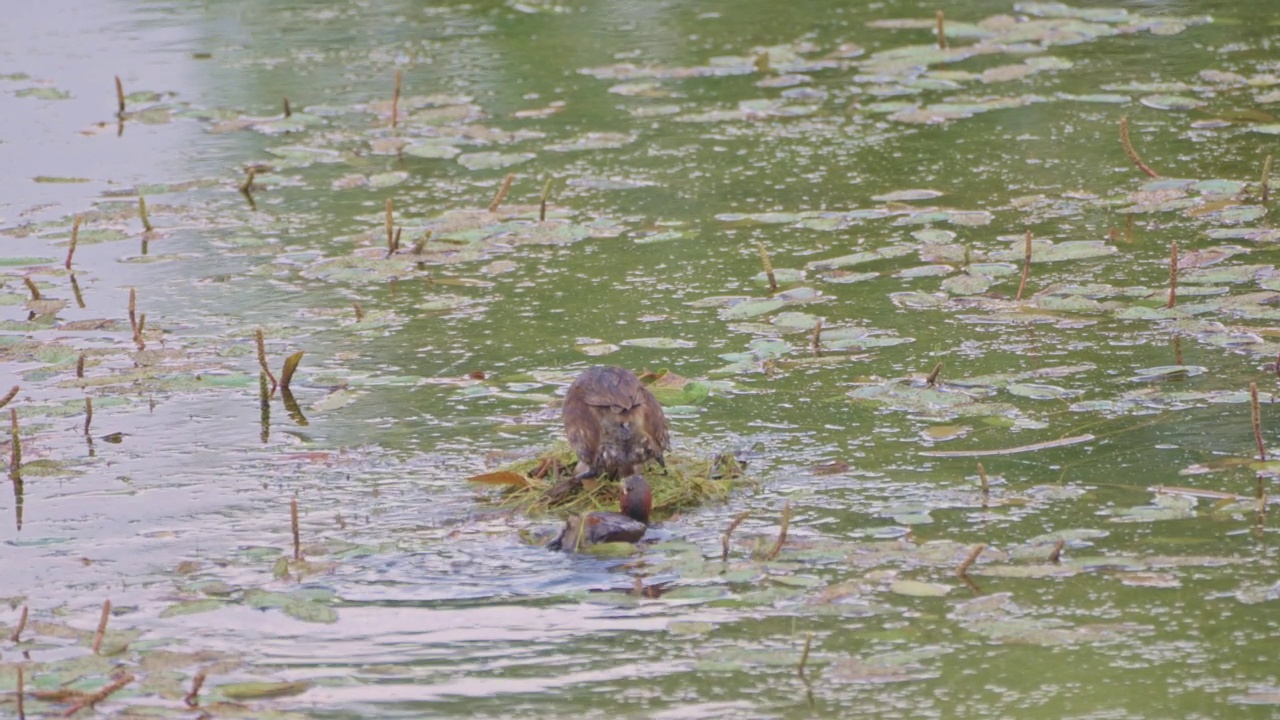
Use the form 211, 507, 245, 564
471, 442, 752, 521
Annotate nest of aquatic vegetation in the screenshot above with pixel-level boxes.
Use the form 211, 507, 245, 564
469, 442, 753, 520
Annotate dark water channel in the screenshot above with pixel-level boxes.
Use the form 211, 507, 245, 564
2, 0, 1280, 717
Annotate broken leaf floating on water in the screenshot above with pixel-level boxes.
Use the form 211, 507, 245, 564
457, 152, 536, 171
620, 337, 696, 349
1105, 493, 1198, 523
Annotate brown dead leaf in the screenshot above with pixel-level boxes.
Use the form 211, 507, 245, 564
467, 471, 531, 487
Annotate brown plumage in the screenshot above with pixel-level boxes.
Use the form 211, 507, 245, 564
563, 365, 669, 481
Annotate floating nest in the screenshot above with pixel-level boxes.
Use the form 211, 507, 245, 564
469, 442, 753, 520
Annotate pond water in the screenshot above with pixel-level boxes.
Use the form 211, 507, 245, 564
3, 0, 1280, 717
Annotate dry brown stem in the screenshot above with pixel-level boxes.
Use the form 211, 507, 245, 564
1016, 230, 1032, 300
9, 408, 20, 481
765, 502, 791, 561
391, 69, 403, 129
0, 386, 17, 411
10, 604, 28, 642
1262, 153, 1273, 205
65, 215, 81, 270
798, 633, 813, 677
1047, 538, 1065, 563
925, 362, 943, 387
256, 328, 279, 397
956, 543, 986, 577
63, 672, 132, 717
1119, 116, 1160, 178
488, 173, 515, 213
721, 510, 751, 561
385, 198, 395, 254
92, 599, 111, 654
539, 176, 554, 221
184, 669, 207, 708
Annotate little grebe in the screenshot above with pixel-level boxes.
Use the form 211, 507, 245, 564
547, 474, 652, 551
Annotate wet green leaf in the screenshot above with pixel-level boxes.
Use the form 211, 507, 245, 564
721, 298, 787, 320
889, 579, 951, 597
282, 601, 338, 624
160, 599, 226, 618
457, 152, 535, 170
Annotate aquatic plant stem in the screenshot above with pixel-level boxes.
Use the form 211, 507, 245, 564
811, 318, 823, 353
22, 277, 41, 301
797, 633, 813, 678
1048, 538, 1065, 563
721, 510, 751, 561
258, 371, 270, 444
283, 96, 291, 118
0, 386, 17, 411
1016, 230, 1032, 301
925, 362, 943, 387
70, 274, 85, 309
280, 352, 304, 392
756, 241, 778, 293
8, 409, 19, 481
127, 289, 137, 341
10, 604, 27, 642
765, 502, 791, 561
977, 462, 988, 497
256, 328, 279, 397
1262, 153, 1273, 205
239, 168, 256, 209
128, 289, 145, 351
488, 173, 515, 213
291, 498, 301, 561
65, 215, 81, 270
63, 672, 133, 717
184, 669, 206, 708
1251, 382, 1266, 462
935, 10, 947, 50
539, 176, 554, 221
1119, 116, 1160, 178
956, 543, 985, 577
392, 69, 402, 129
1167, 239, 1178, 309
385, 198, 395, 255
353, 303, 364, 322
92, 599, 111, 654
84, 397, 93, 436
138, 196, 153, 233
114, 75, 125, 116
